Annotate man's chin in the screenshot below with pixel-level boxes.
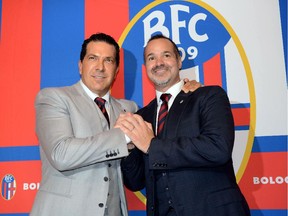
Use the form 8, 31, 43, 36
154, 79, 170, 87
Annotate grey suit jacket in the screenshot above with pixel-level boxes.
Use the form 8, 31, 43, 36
30, 81, 138, 216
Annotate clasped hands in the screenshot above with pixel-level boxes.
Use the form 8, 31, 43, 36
114, 79, 201, 153
114, 112, 154, 154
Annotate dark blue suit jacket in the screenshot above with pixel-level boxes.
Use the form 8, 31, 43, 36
121, 86, 250, 216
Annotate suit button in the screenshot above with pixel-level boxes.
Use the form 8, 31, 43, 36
104, 177, 109, 182
108, 163, 112, 167
162, 172, 166, 176
98, 203, 104, 208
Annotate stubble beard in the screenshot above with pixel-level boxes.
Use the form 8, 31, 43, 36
149, 65, 171, 88
151, 76, 170, 88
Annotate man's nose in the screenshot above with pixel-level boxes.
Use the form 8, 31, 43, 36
155, 57, 164, 65
95, 60, 105, 71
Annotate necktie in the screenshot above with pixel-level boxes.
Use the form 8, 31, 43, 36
157, 93, 172, 137
94, 97, 110, 128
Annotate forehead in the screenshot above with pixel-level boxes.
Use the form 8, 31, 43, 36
145, 38, 174, 56
86, 41, 116, 57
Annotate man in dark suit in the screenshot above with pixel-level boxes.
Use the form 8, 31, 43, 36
116, 34, 250, 216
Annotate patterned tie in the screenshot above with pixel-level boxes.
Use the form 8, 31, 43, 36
94, 97, 110, 128
157, 93, 172, 137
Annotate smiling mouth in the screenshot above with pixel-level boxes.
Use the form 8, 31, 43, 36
92, 74, 106, 79
152, 65, 168, 75
153, 69, 167, 76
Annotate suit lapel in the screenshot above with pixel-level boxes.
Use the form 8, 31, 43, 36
109, 98, 127, 126
141, 99, 158, 134
73, 82, 110, 129
165, 91, 192, 138
151, 102, 158, 134
73, 83, 129, 128
73, 81, 94, 105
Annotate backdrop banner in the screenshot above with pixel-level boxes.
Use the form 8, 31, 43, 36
0, 0, 287, 215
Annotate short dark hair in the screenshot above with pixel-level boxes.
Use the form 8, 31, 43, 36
143, 34, 181, 62
80, 33, 120, 67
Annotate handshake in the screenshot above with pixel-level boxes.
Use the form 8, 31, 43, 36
114, 112, 153, 154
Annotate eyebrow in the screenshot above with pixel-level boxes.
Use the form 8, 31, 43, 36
87, 53, 115, 59
146, 50, 172, 57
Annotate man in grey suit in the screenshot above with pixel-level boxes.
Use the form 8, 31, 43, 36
30, 33, 138, 216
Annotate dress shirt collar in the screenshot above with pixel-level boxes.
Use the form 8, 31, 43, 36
156, 80, 184, 106
79, 80, 110, 104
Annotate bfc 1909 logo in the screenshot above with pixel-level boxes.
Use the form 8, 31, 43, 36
1, 174, 16, 200
119, 0, 255, 189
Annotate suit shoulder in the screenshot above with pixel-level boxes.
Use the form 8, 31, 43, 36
185, 86, 229, 105
35, 85, 76, 107
36, 87, 58, 99
37, 82, 81, 97
201, 85, 224, 92
194, 85, 227, 96
37, 85, 73, 96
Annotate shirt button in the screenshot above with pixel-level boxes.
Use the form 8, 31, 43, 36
104, 177, 109, 182
98, 203, 104, 208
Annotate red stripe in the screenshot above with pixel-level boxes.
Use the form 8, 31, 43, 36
111, 49, 125, 98
239, 152, 287, 209
85, 0, 129, 39
232, 108, 250, 126
0, 0, 42, 147
125, 188, 146, 210
85, 0, 129, 99
142, 65, 155, 106
4, 183, 7, 199
203, 53, 222, 85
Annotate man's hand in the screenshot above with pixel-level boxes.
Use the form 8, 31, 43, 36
182, 78, 202, 93
115, 113, 154, 153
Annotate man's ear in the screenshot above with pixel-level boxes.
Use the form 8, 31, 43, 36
178, 57, 182, 70
78, 60, 82, 75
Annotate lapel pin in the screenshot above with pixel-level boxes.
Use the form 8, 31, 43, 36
180, 100, 184, 104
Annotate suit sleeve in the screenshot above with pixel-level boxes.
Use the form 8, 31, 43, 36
121, 148, 146, 191
148, 86, 235, 170
35, 88, 129, 171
